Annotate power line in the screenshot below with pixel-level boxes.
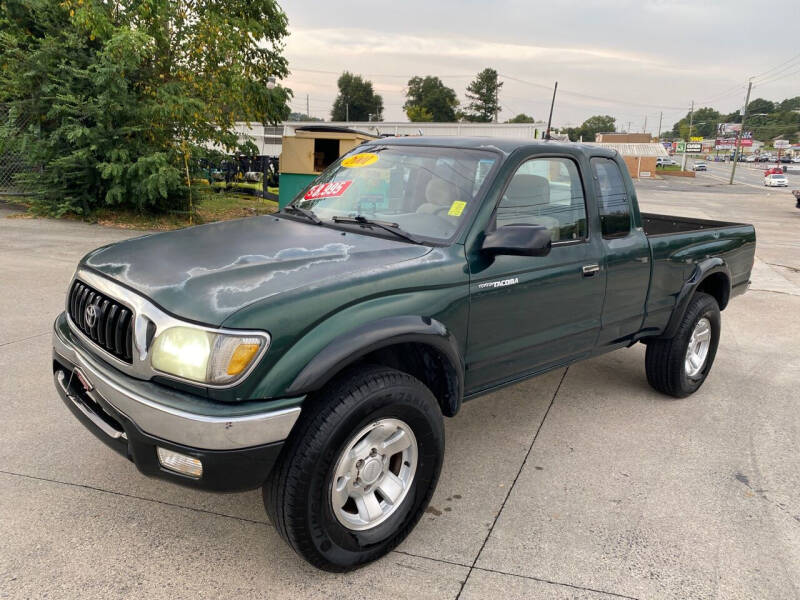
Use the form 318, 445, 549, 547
754, 64, 800, 87
751, 52, 800, 82
498, 73, 689, 111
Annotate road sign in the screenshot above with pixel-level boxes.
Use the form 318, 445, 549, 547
686, 142, 702, 153
774, 140, 790, 149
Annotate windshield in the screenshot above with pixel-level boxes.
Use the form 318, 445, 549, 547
290, 145, 498, 242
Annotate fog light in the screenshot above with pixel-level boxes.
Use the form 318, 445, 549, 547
157, 447, 203, 479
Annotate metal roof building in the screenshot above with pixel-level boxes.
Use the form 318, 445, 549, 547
588, 142, 670, 157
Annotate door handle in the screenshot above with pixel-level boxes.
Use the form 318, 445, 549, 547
582, 264, 600, 277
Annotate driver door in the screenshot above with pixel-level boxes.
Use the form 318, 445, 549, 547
465, 155, 605, 394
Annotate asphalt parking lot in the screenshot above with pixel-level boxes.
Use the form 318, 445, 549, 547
1, 176, 799, 600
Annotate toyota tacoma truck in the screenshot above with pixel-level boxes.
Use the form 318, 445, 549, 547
53, 138, 756, 571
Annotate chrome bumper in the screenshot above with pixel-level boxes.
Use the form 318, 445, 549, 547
52, 313, 301, 451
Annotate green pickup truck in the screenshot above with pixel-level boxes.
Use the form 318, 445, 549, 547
53, 138, 755, 571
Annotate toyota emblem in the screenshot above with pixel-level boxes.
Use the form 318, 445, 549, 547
85, 303, 99, 328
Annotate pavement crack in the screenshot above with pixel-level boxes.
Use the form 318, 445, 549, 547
0, 469, 270, 526
0, 331, 50, 348
454, 367, 569, 600
766, 262, 800, 274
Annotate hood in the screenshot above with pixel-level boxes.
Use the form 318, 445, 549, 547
83, 216, 432, 325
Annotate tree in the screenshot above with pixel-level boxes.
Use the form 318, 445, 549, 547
0, 0, 290, 216
506, 113, 535, 123
747, 98, 775, 115
403, 76, 458, 122
405, 106, 434, 122
669, 107, 721, 140
464, 68, 502, 122
565, 115, 616, 142
778, 96, 800, 112
289, 112, 323, 122
331, 72, 383, 122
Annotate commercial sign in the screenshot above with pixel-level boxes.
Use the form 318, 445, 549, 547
686, 142, 703, 153
715, 138, 753, 149
690, 136, 703, 142
774, 140, 790, 149
676, 141, 686, 153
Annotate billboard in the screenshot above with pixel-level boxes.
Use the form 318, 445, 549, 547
717, 123, 741, 135
686, 142, 703, 153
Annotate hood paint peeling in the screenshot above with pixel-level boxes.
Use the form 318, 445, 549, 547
83, 216, 432, 325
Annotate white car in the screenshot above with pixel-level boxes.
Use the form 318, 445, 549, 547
764, 173, 789, 187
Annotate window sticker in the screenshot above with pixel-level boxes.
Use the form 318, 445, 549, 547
304, 180, 353, 200
447, 201, 467, 217
341, 152, 379, 168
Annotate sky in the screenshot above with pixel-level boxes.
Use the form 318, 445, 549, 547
279, 0, 800, 132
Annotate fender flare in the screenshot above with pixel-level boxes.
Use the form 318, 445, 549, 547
660, 257, 731, 339
285, 315, 465, 416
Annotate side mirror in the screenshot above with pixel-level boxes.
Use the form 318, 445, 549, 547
481, 224, 552, 257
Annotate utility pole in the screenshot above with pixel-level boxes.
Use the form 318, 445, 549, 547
730, 80, 752, 185
682, 100, 694, 171
657, 111, 663, 141
345, 102, 349, 123
627, 121, 631, 133
494, 73, 499, 123
643, 114, 648, 134
306, 94, 310, 118
544, 81, 558, 140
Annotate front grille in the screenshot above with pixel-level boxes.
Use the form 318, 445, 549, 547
67, 280, 134, 363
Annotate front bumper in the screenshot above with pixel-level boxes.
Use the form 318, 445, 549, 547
52, 313, 302, 491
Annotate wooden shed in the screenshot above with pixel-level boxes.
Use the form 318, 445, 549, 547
278, 126, 377, 207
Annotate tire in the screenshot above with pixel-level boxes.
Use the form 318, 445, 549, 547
264, 365, 444, 572
645, 292, 721, 398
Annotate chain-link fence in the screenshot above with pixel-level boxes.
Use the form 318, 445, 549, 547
0, 105, 38, 196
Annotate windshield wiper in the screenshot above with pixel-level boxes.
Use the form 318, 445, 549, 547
282, 205, 321, 224
331, 215, 425, 245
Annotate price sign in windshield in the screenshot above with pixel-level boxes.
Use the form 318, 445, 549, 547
304, 180, 353, 200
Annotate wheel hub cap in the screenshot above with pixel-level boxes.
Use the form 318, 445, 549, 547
359, 457, 383, 485
330, 418, 418, 531
685, 317, 711, 378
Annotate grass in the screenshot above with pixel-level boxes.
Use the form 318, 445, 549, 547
2, 187, 279, 231
657, 164, 683, 172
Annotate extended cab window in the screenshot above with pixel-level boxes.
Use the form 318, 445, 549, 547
591, 158, 632, 238
497, 157, 587, 242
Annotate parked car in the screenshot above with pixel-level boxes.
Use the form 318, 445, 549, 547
693, 162, 708, 171
765, 166, 785, 176
53, 138, 756, 571
765, 173, 789, 187
745, 155, 757, 162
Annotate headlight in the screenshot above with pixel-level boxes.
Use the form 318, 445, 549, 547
150, 326, 268, 385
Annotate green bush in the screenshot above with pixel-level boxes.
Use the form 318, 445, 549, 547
0, 0, 290, 215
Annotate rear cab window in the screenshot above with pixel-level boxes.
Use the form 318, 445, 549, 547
591, 157, 632, 238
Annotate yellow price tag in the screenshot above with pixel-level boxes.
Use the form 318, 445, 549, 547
447, 201, 467, 216
341, 152, 379, 168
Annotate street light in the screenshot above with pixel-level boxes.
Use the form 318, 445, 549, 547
263, 76, 277, 195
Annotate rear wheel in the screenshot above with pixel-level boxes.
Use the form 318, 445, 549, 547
264, 366, 444, 572
645, 292, 721, 398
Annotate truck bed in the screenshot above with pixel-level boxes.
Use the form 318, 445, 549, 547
639, 212, 756, 336
641, 213, 745, 236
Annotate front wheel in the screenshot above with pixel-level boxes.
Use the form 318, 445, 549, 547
264, 366, 444, 571
645, 292, 721, 398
